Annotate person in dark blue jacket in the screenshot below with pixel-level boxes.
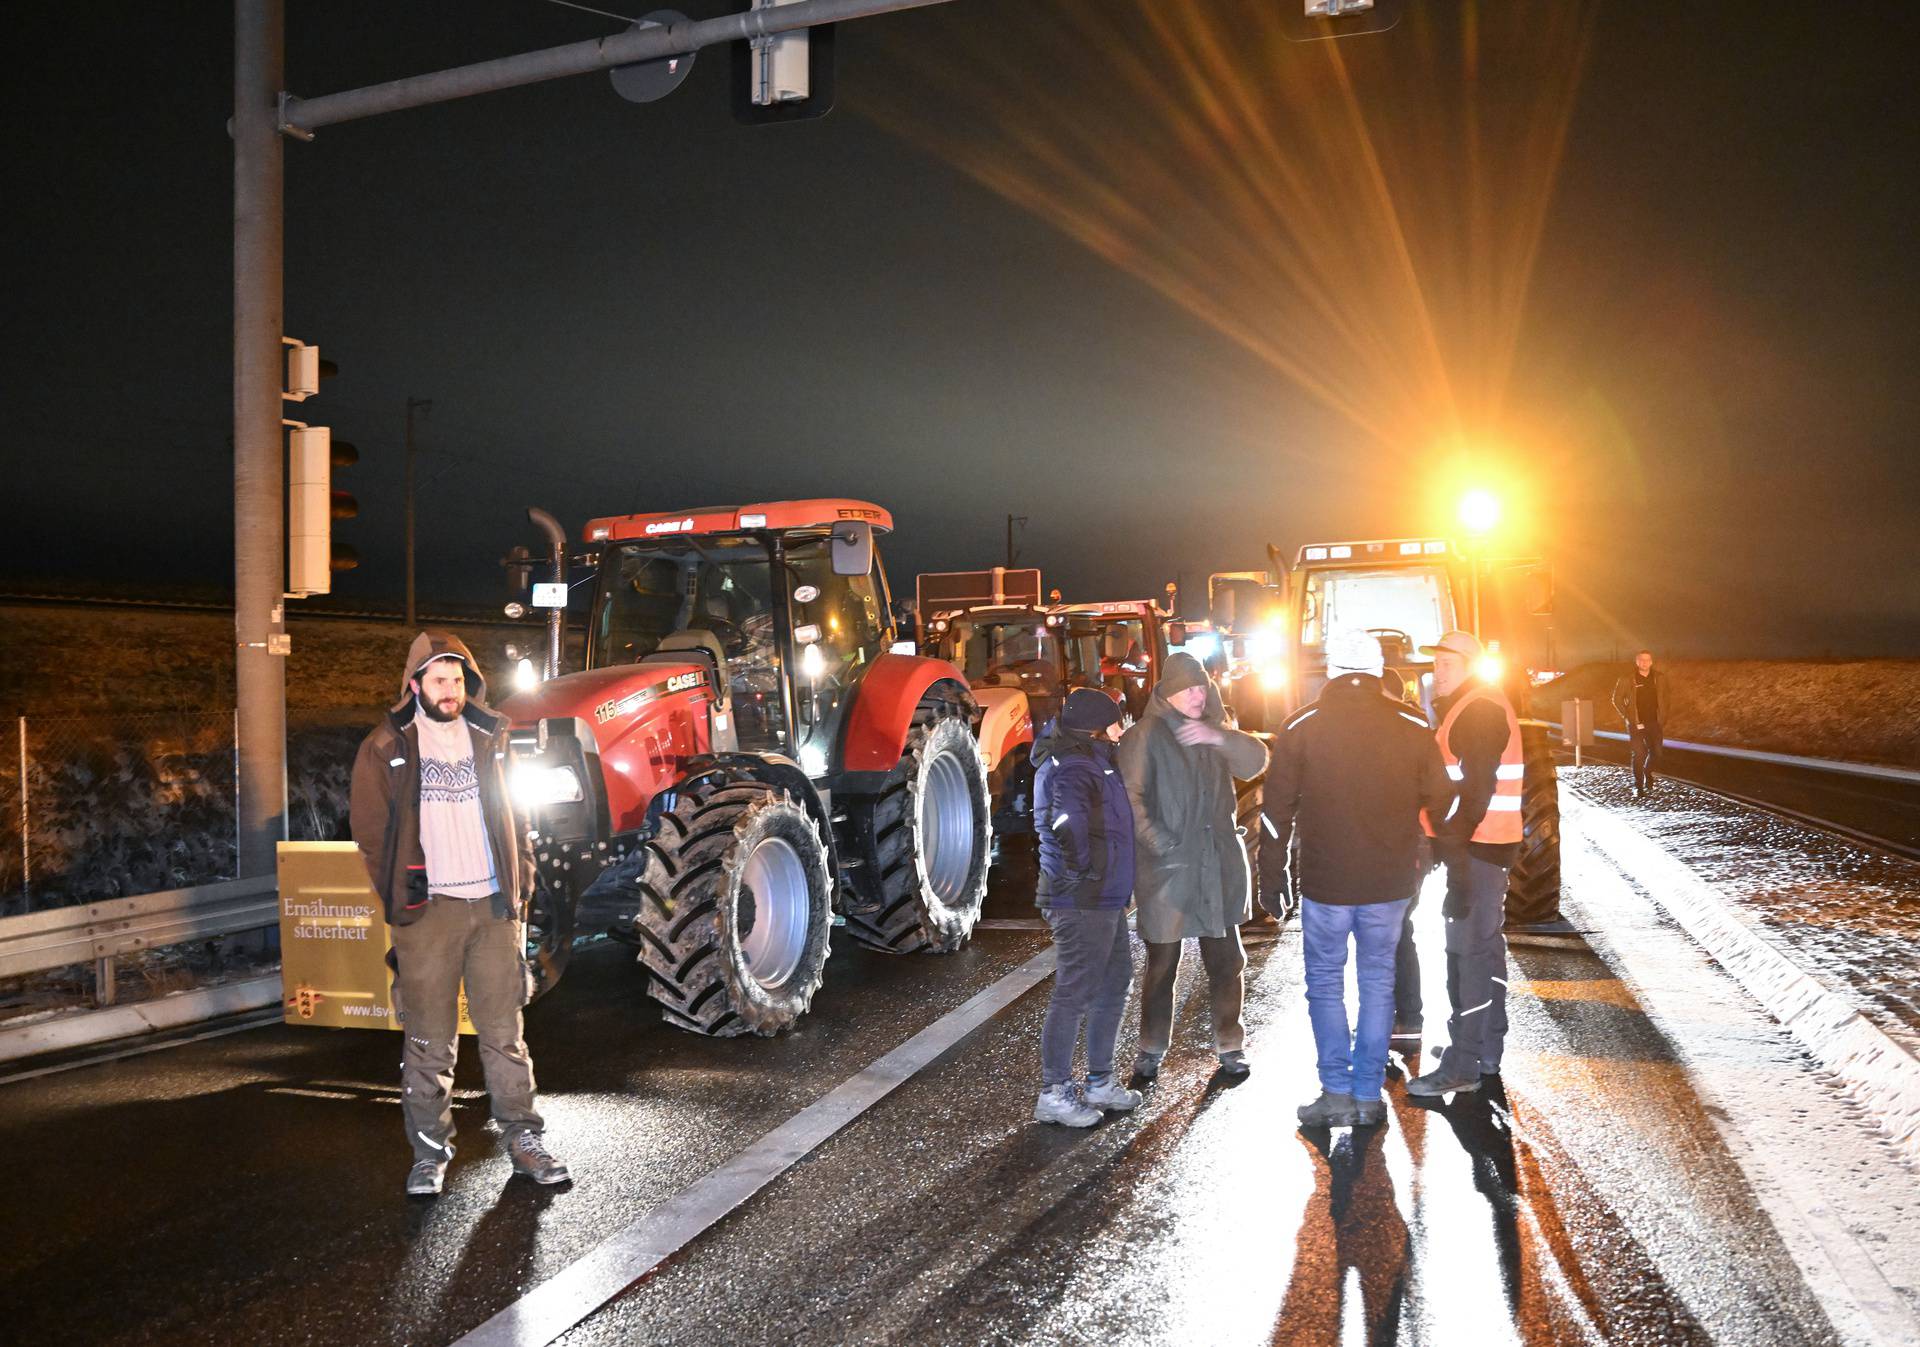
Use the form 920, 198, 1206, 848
1032, 688, 1141, 1127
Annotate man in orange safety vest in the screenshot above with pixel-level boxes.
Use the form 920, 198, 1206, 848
1406, 630, 1524, 1097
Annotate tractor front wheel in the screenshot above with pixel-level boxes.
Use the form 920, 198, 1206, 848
633, 778, 833, 1036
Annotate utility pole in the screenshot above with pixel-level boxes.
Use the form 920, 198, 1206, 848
1005, 514, 1026, 570
405, 397, 431, 627
232, 0, 287, 879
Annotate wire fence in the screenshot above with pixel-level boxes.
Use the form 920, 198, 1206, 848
0, 712, 363, 919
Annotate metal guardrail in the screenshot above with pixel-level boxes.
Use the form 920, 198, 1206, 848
0, 874, 278, 1005
1546, 721, 1920, 785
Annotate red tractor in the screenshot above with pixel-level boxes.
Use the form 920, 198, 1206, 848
916, 568, 1074, 833
1049, 595, 1181, 723
499, 500, 993, 1037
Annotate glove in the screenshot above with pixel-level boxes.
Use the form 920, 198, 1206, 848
1258, 882, 1289, 921
1431, 835, 1469, 872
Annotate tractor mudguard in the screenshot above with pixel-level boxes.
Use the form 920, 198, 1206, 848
839, 653, 975, 776
970, 685, 1034, 775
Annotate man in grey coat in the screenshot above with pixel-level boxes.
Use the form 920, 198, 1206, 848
1119, 652, 1271, 1081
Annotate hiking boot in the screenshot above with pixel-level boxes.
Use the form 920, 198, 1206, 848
1352, 1097, 1387, 1126
1131, 1050, 1163, 1084
508, 1131, 571, 1185
1217, 1050, 1251, 1079
406, 1157, 447, 1196
1034, 1082, 1102, 1128
1084, 1078, 1143, 1112
1296, 1090, 1358, 1127
1390, 1021, 1423, 1042
1407, 1051, 1484, 1098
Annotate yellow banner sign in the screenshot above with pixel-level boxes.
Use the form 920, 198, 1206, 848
277, 842, 474, 1034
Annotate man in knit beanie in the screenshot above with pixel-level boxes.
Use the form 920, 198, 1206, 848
349, 631, 569, 1197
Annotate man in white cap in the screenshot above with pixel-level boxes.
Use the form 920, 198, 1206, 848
1405, 630, 1525, 1097
1264, 630, 1452, 1127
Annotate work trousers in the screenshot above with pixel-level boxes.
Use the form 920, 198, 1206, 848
1442, 855, 1512, 1074
1039, 906, 1135, 1087
1301, 897, 1411, 1102
390, 896, 542, 1163
1630, 723, 1663, 792
1394, 883, 1424, 1029
1139, 931, 1246, 1059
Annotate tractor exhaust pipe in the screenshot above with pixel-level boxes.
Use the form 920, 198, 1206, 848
527, 506, 567, 680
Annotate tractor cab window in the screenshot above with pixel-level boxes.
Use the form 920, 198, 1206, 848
591, 538, 787, 751
949, 620, 1060, 693
1299, 566, 1451, 669
783, 534, 891, 775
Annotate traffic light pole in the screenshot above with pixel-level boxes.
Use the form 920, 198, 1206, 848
232, 0, 958, 877
233, 0, 288, 878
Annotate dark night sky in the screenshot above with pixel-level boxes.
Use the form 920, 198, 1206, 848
4, 1, 1916, 659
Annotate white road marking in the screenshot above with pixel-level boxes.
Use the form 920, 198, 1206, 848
451, 947, 1058, 1347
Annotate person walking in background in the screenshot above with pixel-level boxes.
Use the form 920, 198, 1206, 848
1119, 652, 1270, 1082
1264, 631, 1453, 1128
1031, 689, 1141, 1127
1613, 649, 1669, 798
349, 632, 570, 1196
1407, 631, 1525, 1098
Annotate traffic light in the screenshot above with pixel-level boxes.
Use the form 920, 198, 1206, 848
283, 339, 356, 597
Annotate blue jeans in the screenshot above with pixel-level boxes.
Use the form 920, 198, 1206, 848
1301, 897, 1411, 1102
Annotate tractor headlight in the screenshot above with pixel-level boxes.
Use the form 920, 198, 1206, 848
1259, 665, 1288, 691
1475, 655, 1505, 686
513, 763, 584, 807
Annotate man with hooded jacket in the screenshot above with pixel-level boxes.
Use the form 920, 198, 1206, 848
1119, 652, 1270, 1080
349, 632, 569, 1196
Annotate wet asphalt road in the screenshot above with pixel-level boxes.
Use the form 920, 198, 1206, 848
0, 832, 1891, 1346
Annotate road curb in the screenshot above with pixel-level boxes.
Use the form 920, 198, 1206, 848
0, 973, 282, 1066
1565, 792, 1920, 1166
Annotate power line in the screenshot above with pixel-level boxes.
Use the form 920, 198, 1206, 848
534, 0, 635, 26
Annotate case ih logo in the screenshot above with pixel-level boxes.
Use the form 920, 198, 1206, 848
644, 517, 696, 536
593, 671, 705, 723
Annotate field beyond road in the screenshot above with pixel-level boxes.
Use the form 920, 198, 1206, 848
1538, 659, 1920, 769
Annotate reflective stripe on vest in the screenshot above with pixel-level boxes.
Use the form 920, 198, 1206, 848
1422, 682, 1525, 843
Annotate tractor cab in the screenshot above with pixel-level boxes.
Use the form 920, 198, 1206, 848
923, 606, 1071, 728
1051, 599, 1177, 723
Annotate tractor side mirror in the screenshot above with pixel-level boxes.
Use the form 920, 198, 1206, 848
831, 521, 873, 577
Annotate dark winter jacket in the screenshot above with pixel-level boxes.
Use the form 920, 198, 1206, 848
1031, 720, 1135, 910
348, 632, 531, 926
1431, 681, 1523, 868
1116, 653, 1270, 941
1611, 668, 1670, 730
1265, 673, 1454, 906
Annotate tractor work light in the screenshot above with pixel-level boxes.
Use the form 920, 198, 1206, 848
801, 642, 826, 681
513, 763, 584, 808
513, 658, 540, 692
800, 743, 829, 778
1475, 654, 1505, 686
1458, 489, 1501, 535
1329, 545, 1353, 559
1259, 665, 1289, 692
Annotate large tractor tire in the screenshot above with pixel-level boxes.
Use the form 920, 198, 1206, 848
631, 777, 834, 1036
1505, 722, 1563, 927
1234, 775, 1267, 920
842, 704, 992, 955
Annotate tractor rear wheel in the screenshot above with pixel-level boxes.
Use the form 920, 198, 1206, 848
632, 777, 833, 1036
1505, 723, 1563, 927
842, 705, 992, 954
